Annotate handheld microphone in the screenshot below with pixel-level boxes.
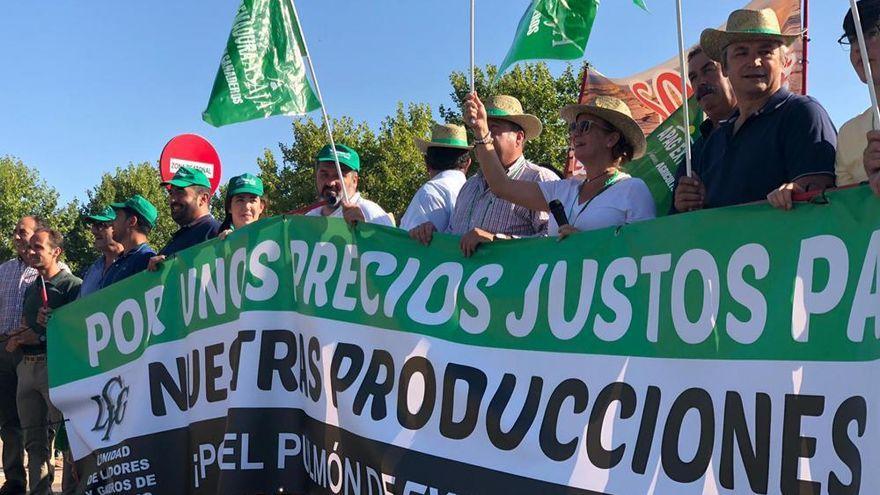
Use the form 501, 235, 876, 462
548, 199, 569, 227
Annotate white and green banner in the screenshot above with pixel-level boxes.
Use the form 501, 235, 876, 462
49, 186, 880, 494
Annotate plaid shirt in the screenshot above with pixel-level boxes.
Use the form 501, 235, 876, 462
447, 156, 558, 236
0, 258, 37, 335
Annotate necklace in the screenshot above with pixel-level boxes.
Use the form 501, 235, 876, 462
567, 170, 624, 227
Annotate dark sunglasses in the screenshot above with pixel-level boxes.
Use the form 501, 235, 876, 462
568, 119, 614, 135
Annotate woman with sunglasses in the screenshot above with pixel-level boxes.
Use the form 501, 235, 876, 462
218, 173, 269, 239
463, 93, 655, 239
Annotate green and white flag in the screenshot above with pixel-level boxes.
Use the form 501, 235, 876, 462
202, 0, 321, 127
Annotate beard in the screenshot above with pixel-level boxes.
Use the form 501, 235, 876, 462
321, 188, 340, 207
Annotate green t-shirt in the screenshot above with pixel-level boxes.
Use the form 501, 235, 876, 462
21, 269, 81, 355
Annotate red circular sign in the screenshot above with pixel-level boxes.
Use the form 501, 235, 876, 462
159, 134, 222, 194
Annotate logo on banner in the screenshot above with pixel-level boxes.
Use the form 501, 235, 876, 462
90, 376, 129, 441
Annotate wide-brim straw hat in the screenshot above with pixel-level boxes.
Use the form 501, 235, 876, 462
560, 96, 647, 160
700, 8, 803, 62
484, 95, 543, 141
414, 123, 473, 153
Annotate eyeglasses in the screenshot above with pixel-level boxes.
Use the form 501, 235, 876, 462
838, 25, 880, 48
569, 119, 613, 135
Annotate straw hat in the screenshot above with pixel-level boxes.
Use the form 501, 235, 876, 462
560, 96, 647, 160
700, 8, 803, 62
414, 124, 473, 153
484, 95, 543, 140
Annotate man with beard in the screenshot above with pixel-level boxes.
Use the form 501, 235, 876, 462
304, 144, 395, 226
77, 207, 124, 298
6, 229, 81, 495
101, 195, 158, 287
671, 45, 737, 213
682, 8, 836, 211
148, 167, 220, 270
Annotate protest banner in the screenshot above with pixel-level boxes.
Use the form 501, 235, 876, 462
50, 185, 879, 494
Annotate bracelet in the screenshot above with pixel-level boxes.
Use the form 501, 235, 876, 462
473, 130, 493, 145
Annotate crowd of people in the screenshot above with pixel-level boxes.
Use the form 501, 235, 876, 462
0, 3, 879, 494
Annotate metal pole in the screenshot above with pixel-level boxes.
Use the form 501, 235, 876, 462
470, 0, 475, 93
675, 0, 693, 177
849, 0, 880, 130
288, 0, 351, 203
801, 0, 809, 94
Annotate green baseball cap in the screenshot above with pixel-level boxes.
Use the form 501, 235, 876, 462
160, 166, 211, 189
84, 206, 116, 223
110, 195, 159, 228
316, 144, 360, 172
227, 173, 264, 197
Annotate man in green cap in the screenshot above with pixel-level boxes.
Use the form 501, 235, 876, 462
401, 124, 472, 238
305, 144, 395, 226
102, 195, 158, 287
77, 207, 125, 298
148, 166, 220, 270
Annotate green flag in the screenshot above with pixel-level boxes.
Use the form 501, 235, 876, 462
202, 0, 321, 127
497, 0, 599, 78
633, 0, 649, 11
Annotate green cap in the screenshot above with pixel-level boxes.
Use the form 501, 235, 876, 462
110, 195, 159, 228
227, 173, 264, 197
84, 206, 117, 223
161, 166, 211, 189
316, 144, 360, 172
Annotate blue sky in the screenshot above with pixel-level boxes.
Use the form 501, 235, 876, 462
0, 1, 864, 204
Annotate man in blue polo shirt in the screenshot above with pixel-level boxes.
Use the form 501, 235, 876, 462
78, 206, 124, 298
102, 195, 158, 287
148, 167, 220, 270
674, 8, 836, 211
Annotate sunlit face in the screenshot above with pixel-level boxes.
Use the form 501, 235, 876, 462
488, 118, 525, 165
847, 25, 880, 85
27, 231, 60, 271
315, 162, 357, 205
569, 113, 618, 165
722, 40, 786, 99
90, 221, 115, 250
12, 217, 37, 259
167, 186, 206, 225
688, 50, 736, 122
230, 194, 266, 229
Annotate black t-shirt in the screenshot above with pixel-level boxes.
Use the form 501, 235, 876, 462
159, 215, 220, 257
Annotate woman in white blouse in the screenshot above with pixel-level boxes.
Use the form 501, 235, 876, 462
463, 93, 656, 238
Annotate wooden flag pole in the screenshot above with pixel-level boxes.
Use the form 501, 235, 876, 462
675, 0, 693, 177
849, 0, 880, 130
288, 0, 351, 204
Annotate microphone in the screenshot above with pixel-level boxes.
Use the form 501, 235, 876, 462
548, 200, 569, 227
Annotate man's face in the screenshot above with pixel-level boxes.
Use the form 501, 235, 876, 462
167, 186, 203, 225
12, 217, 37, 259
723, 40, 785, 99
688, 50, 736, 122
110, 211, 132, 243
27, 231, 59, 271
488, 118, 524, 165
90, 221, 115, 250
847, 24, 880, 85
315, 162, 357, 205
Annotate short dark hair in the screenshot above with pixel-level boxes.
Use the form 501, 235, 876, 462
120, 208, 152, 235
424, 147, 470, 171
33, 228, 64, 250
844, 0, 880, 38
192, 185, 212, 197
687, 46, 704, 62
612, 138, 635, 164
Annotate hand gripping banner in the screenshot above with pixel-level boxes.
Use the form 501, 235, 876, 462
49, 186, 880, 494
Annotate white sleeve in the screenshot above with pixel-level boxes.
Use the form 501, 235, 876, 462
537, 179, 567, 205
400, 185, 448, 231
362, 201, 396, 227
624, 179, 657, 223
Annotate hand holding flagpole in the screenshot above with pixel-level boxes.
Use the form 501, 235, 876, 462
674, 0, 693, 178
849, 0, 880, 130
288, 0, 351, 204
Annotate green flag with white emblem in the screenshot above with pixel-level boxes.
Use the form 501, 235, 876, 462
202, 0, 321, 127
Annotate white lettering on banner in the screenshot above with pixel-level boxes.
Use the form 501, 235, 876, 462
848, 229, 880, 342
792, 235, 849, 342
169, 158, 215, 179
86, 286, 165, 367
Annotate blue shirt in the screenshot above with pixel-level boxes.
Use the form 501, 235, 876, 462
690, 88, 836, 209
159, 215, 220, 257
78, 256, 107, 298
101, 243, 156, 288
670, 119, 717, 214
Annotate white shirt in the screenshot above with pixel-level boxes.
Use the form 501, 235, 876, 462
305, 192, 395, 227
399, 170, 467, 231
538, 174, 656, 236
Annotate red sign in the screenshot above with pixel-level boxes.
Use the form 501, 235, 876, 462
159, 134, 222, 194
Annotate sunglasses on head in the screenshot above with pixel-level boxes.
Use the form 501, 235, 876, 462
568, 119, 614, 135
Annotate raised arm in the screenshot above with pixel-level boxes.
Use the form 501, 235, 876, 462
463, 93, 549, 212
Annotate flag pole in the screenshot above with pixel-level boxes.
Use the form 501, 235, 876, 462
849, 0, 880, 130
287, 0, 351, 203
470, 0, 475, 93
674, 0, 693, 177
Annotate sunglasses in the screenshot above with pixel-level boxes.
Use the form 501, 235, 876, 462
568, 119, 614, 135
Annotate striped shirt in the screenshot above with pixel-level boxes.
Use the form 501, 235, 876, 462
447, 156, 558, 236
0, 258, 37, 335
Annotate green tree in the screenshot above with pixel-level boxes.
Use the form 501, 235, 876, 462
0, 156, 68, 262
